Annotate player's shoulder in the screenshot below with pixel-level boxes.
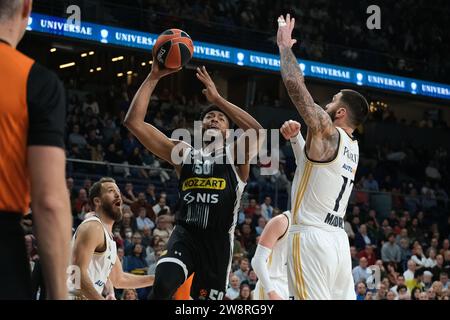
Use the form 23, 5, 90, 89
265, 213, 290, 234
76, 219, 104, 239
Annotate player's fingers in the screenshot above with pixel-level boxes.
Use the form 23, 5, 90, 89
290, 17, 295, 32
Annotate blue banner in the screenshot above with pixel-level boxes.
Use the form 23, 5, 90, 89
27, 13, 450, 101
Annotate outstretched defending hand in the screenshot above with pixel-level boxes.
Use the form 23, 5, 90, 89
196, 66, 221, 104
280, 120, 301, 140
277, 13, 297, 50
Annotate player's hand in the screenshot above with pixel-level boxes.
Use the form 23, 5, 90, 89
149, 58, 182, 80
276, 14, 297, 49
267, 290, 283, 300
280, 120, 301, 140
196, 66, 221, 104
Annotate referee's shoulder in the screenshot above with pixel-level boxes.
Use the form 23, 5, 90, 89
27, 61, 64, 91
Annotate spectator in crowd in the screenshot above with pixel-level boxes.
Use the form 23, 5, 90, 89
431, 254, 446, 281
382, 233, 402, 266
355, 224, 375, 251
363, 173, 379, 192
141, 226, 153, 248
374, 283, 388, 300
260, 196, 273, 220
355, 281, 367, 300
353, 257, 370, 284
68, 124, 87, 149
440, 272, 449, 290
423, 271, 434, 291
244, 199, 258, 218
255, 217, 266, 236
403, 260, 417, 292
411, 245, 427, 269
121, 288, 138, 300
131, 192, 156, 221
234, 258, 250, 284
225, 275, 240, 300
350, 246, 359, 268
390, 275, 406, 296
145, 184, 157, 205
357, 244, 377, 266
152, 196, 170, 216
397, 285, 409, 300
235, 283, 252, 300
386, 262, 399, 286
122, 183, 137, 205
424, 247, 438, 269
136, 207, 155, 232
152, 214, 173, 245
386, 290, 396, 300
411, 287, 422, 300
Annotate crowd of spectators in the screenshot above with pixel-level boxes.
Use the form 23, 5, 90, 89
40, 0, 448, 82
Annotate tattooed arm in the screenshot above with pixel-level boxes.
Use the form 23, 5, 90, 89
277, 14, 339, 162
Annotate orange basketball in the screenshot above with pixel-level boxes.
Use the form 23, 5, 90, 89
152, 29, 194, 69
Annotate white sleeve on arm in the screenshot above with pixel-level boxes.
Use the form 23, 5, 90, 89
290, 133, 306, 163
251, 244, 275, 294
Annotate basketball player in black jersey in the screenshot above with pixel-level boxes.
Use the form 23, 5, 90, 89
124, 61, 263, 300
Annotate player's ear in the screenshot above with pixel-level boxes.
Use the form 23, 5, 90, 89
93, 196, 101, 207
336, 107, 347, 119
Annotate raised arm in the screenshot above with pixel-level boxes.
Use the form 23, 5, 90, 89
277, 14, 335, 138
196, 66, 264, 180
124, 62, 185, 174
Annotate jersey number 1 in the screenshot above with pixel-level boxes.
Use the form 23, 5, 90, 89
333, 176, 354, 212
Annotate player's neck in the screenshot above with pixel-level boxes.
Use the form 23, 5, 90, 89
95, 211, 114, 232
334, 121, 354, 137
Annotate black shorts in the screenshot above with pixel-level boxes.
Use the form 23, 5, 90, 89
160, 224, 232, 300
0, 212, 32, 300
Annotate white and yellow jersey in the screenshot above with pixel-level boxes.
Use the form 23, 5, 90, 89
291, 127, 358, 230
71, 215, 117, 297
254, 211, 291, 300
266, 211, 291, 279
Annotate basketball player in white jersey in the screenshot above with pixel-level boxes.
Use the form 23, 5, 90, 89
252, 210, 292, 300
277, 14, 369, 300
70, 177, 154, 299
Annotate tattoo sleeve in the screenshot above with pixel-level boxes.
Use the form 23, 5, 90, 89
279, 47, 333, 135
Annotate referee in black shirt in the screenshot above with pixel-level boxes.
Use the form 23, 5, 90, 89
0, 0, 71, 300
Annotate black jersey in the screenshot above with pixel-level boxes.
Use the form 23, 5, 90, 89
177, 146, 246, 234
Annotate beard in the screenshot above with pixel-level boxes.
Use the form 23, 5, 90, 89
327, 109, 337, 122
102, 201, 123, 222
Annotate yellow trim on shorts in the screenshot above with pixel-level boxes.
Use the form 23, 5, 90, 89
293, 234, 304, 299
296, 234, 308, 299
292, 162, 313, 223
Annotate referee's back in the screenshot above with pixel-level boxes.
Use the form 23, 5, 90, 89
0, 0, 72, 300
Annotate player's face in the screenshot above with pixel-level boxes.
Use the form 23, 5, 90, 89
100, 182, 123, 222
324, 92, 344, 122
202, 111, 229, 138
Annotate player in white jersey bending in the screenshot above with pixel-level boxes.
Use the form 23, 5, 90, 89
277, 14, 369, 300
70, 177, 154, 299
252, 210, 292, 300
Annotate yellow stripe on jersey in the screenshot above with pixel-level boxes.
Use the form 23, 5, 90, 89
293, 234, 305, 299
292, 162, 313, 223
297, 234, 307, 299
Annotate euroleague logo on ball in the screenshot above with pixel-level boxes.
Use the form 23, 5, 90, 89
157, 47, 166, 64
152, 28, 194, 69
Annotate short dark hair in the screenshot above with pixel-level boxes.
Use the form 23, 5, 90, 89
0, 0, 21, 21
199, 105, 232, 128
89, 177, 116, 206
339, 89, 369, 127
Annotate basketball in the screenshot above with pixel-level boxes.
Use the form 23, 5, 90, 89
152, 29, 194, 69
